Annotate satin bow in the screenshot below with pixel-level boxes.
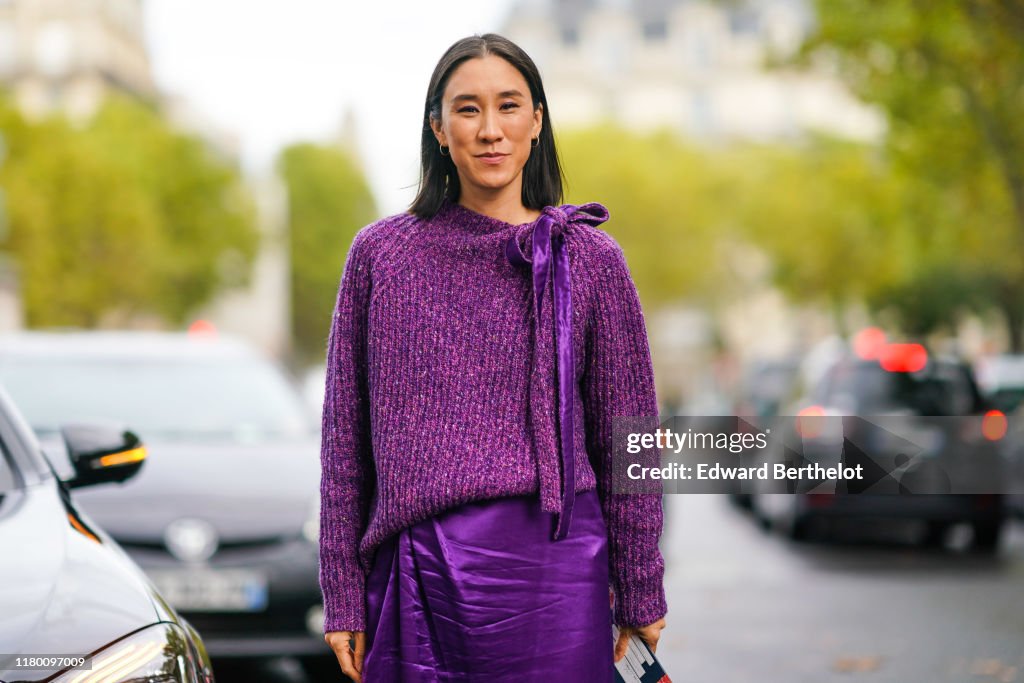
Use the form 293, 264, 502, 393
505, 202, 610, 540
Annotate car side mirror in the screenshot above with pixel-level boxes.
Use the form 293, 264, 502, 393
61, 421, 147, 489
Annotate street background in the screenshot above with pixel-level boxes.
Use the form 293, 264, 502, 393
1, 0, 1023, 680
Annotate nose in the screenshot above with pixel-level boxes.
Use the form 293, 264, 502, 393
478, 106, 502, 142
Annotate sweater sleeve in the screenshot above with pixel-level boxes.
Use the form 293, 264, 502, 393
319, 227, 376, 633
581, 236, 668, 629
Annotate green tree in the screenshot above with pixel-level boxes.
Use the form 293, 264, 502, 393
0, 93, 259, 327
731, 135, 909, 335
277, 143, 377, 365
83, 95, 260, 323
559, 124, 908, 339
795, 0, 1024, 347
559, 124, 735, 309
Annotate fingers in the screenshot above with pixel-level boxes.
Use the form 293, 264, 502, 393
325, 630, 362, 683
354, 632, 367, 678
340, 649, 360, 683
644, 630, 660, 654
614, 629, 631, 663
637, 617, 667, 655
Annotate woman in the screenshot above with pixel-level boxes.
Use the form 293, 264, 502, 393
320, 33, 667, 682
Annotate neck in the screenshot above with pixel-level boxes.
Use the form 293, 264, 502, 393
458, 186, 538, 225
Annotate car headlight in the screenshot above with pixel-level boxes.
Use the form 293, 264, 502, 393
179, 617, 214, 683
303, 494, 320, 545
52, 622, 199, 683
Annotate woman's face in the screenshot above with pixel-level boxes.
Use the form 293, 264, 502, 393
431, 54, 543, 199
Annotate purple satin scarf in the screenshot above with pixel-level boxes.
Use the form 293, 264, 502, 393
504, 203, 611, 540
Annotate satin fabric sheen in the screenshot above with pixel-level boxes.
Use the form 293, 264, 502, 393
362, 488, 615, 682
504, 203, 610, 539
505, 209, 577, 538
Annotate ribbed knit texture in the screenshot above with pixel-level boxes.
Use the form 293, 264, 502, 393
319, 195, 667, 633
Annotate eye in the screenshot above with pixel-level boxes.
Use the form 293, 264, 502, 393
457, 103, 520, 113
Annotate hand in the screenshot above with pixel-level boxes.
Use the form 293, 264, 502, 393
614, 617, 666, 663
325, 630, 366, 682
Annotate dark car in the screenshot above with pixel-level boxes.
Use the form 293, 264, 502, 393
733, 358, 801, 419
0, 383, 214, 682
0, 331, 332, 676
996, 397, 1024, 520
729, 358, 801, 511
748, 347, 1008, 551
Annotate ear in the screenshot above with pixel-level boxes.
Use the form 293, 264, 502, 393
532, 102, 544, 140
429, 115, 446, 147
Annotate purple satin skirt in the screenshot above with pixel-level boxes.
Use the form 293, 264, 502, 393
362, 488, 614, 682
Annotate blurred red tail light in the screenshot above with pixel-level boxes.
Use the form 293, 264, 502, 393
796, 405, 826, 438
981, 409, 1007, 441
853, 327, 887, 360
879, 343, 928, 373
806, 493, 835, 508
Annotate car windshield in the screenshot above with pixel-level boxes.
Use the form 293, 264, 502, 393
0, 355, 316, 442
819, 361, 973, 415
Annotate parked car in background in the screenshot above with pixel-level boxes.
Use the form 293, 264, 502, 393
975, 353, 1024, 413
729, 358, 801, 511
749, 345, 1008, 552
997, 399, 1024, 520
0, 381, 214, 682
0, 331, 332, 677
734, 358, 801, 419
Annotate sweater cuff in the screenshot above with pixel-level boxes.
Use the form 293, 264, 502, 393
321, 583, 367, 633
613, 579, 668, 629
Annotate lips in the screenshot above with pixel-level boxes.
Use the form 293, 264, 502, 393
477, 153, 508, 166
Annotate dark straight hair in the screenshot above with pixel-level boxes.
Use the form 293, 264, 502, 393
408, 33, 565, 219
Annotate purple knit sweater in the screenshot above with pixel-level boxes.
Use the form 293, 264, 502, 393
319, 195, 667, 633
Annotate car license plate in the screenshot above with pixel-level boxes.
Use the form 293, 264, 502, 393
148, 568, 269, 612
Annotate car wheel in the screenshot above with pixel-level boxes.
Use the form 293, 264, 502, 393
785, 514, 815, 542
747, 495, 773, 532
729, 493, 753, 512
921, 521, 950, 548
971, 519, 1004, 553
774, 498, 815, 542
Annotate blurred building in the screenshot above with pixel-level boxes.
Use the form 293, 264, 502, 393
0, 0, 156, 121
502, 0, 883, 143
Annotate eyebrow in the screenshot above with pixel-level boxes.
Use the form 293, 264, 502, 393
450, 90, 526, 104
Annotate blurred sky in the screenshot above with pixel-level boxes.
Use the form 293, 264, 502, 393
143, 0, 516, 214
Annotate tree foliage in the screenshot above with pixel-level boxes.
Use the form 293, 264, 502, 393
277, 142, 377, 365
557, 124, 905, 334
0, 92, 259, 328
559, 124, 740, 310
796, 0, 1024, 347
